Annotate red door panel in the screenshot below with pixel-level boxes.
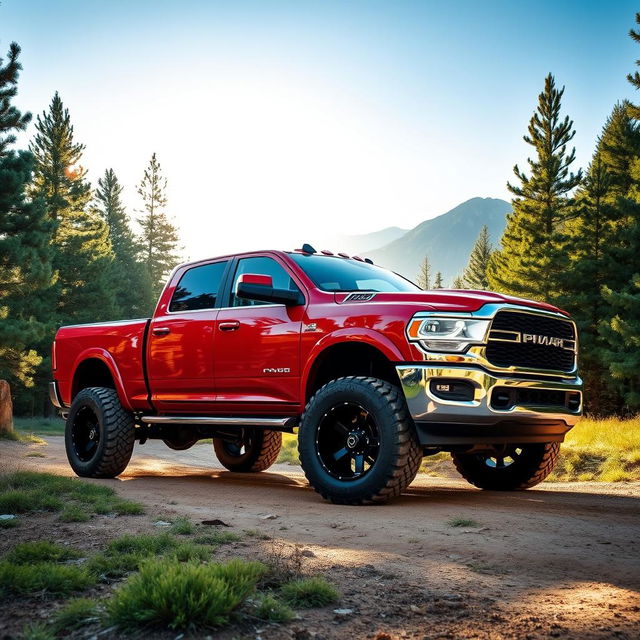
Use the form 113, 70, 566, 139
147, 310, 218, 412
214, 305, 304, 412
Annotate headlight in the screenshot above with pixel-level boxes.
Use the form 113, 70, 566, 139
407, 316, 490, 352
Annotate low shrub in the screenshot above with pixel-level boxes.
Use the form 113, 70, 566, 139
194, 531, 241, 546
0, 561, 94, 597
52, 597, 100, 632
170, 517, 195, 535
59, 505, 91, 523
253, 593, 294, 622
19, 621, 55, 640
107, 558, 266, 631
4, 541, 82, 565
447, 517, 479, 528
280, 576, 339, 608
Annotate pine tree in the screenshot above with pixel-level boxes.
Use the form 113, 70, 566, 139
137, 153, 180, 298
488, 74, 582, 302
30, 92, 118, 327
96, 169, 153, 316
0, 41, 53, 389
0, 42, 31, 156
463, 225, 493, 289
452, 275, 465, 289
596, 101, 640, 410
416, 255, 431, 290
433, 271, 443, 289
627, 12, 640, 120
559, 154, 621, 413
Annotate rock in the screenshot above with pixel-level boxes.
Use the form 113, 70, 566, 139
301, 549, 316, 558
260, 513, 279, 520
154, 520, 171, 526
333, 608, 353, 616
0, 514, 17, 520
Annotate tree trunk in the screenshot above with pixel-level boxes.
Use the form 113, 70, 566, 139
0, 380, 13, 434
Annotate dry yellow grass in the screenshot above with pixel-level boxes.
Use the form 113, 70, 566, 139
550, 416, 640, 482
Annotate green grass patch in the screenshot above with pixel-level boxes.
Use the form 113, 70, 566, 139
52, 597, 100, 632
88, 534, 212, 579
106, 558, 266, 631
105, 533, 179, 556
170, 516, 195, 535
14, 416, 65, 435
550, 416, 640, 482
0, 517, 18, 528
25, 451, 47, 458
447, 517, 479, 528
4, 541, 82, 565
252, 593, 295, 622
171, 543, 211, 562
0, 471, 144, 517
86, 552, 143, 580
280, 576, 339, 608
59, 504, 91, 522
277, 432, 299, 465
20, 622, 55, 640
0, 430, 46, 444
194, 531, 242, 546
0, 561, 94, 597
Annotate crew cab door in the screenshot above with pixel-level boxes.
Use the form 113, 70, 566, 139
214, 255, 306, 413
147, 259, 230, 413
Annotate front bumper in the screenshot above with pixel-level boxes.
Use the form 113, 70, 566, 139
396, 365, 582, 446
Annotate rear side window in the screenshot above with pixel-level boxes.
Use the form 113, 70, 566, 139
169, 261, 228, 312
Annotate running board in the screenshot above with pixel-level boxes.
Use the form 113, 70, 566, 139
140, 415, 297, 429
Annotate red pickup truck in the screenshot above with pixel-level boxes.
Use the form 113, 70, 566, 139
50, 245, 582, 504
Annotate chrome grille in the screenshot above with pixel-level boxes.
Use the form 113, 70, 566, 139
485, 310, 576, 373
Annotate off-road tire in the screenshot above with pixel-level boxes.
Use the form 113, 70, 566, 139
298, 376, 422, 505
213, 429, 282, 472
65, 387, 135, 478
451, 442, 560, 490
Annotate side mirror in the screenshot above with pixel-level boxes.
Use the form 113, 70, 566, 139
236, 273, 304, 306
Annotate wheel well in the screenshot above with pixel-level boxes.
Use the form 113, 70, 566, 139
306, 342, 400, 402
72, 359, 115, 399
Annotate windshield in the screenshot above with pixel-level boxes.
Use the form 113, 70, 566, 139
288, 253, 420, 293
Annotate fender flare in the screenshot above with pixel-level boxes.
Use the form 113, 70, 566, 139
70, 348, 133, 411
300, 328, 405, 401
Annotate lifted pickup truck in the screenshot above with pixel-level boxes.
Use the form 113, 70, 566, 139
50, 245, 582, 504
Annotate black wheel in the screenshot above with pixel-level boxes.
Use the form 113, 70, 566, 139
298, 377, 422, 505
213, 429, 282, 472
451, 442, 560, 490
65, 387, 135, 478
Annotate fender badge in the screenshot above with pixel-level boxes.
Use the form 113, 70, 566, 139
304, 323, 318, 332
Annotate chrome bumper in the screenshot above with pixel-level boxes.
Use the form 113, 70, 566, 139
396, 365, 582, 446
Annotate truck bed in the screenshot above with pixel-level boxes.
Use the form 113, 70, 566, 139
53, 318, 151, 410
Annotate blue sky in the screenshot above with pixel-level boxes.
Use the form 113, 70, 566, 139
2, 0, 638, 259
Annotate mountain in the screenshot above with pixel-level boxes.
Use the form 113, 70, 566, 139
333, 226, 408, 254
368, 197, 511, 286
314, 226, 408, 255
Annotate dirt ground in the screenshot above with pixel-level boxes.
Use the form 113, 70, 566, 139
1, 435, 639, 640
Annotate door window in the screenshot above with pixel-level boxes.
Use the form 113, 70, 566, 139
231, 256, 301, 307
169, 261, 228, 312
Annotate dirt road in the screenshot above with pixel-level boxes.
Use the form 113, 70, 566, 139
2, 436, 639, 639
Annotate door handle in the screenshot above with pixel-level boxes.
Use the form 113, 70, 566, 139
219, 321, 240, 332
152, 327, 171, 336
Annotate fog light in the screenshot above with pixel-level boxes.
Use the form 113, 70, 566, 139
429, 379, 475, 402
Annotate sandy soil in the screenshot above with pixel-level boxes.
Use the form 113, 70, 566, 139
1, 435, 639, 639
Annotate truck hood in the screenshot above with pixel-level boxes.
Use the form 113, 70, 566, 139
334, 289, 567, 315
